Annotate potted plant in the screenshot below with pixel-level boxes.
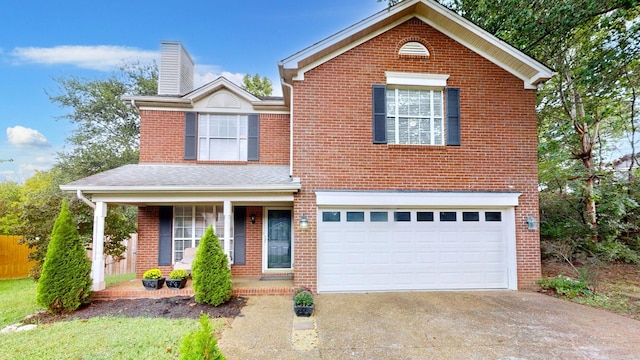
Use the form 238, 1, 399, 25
142, 268, 165, 290
293, 287, 314, 317
166, 269, 189, 290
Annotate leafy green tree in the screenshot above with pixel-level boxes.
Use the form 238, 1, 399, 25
13, 170, 67, 278
36, 200, 92, 313
0, 181, 22, 235
49, 62, 157, 179
444, 0, 640, 242
179, 314, 226, 360
242, 73, 273, 97
191, 226, 232, 306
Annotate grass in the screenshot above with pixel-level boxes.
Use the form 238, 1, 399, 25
105, 272, 136, 286
2, 316, 223, 359
0, 278, 40, 328
0, 273, 226, 359
1, 273, 136, 328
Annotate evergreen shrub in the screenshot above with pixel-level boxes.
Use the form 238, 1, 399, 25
36, 200, 92, 313
191, 226, 232, 306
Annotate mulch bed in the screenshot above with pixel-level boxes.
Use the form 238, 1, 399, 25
23, 296, 246, 325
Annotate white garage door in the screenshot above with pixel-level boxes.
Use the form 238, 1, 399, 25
317, 209, 512, 292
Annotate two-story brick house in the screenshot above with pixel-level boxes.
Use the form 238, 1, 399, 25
62, 0, 553, 293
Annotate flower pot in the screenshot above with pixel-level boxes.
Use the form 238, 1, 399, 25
142, 278, 165, 290
294, 304, 314, 317
166, 278, 187, 290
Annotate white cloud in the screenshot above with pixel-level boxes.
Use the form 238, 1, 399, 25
194, 64, 245, 89
6, 126, 51, 148
11, 45, 158, 71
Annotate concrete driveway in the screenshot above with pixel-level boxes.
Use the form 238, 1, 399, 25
218, 291, 640, 359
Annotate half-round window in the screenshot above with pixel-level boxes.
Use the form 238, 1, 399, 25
398, 42, 430, 57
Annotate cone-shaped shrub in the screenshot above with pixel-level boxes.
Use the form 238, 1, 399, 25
36, 200, 92, 313
192, 225, 232, 306
179, 313, 226, 360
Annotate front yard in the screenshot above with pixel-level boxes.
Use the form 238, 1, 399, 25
0, 276, 229, 359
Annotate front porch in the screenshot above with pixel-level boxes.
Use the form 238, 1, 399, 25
92, 275, 295, 301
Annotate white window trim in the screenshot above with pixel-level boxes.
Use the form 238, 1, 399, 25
198, 114, 248, 161
172, 205, 214, 264
387, 88, 443, 145
385, 72, 449, 87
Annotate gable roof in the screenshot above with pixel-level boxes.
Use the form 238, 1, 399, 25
123, 76, 286, 111
279, 0, 554, 91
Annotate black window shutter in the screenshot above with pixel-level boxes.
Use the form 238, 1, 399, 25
184, 112, 197, 160
158, 206, 173, 266
372, 85, 387, 144
233, 207, 247, 265
247, 114, 259, 161
446, 88, 461, 146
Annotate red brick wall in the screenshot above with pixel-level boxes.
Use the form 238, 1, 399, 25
139, 110, 289, 165
292, 18, 541, 291
138, 205, 266, 278
231, 206, 264, 276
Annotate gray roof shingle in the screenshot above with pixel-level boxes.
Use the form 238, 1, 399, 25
61, 164, 300, 191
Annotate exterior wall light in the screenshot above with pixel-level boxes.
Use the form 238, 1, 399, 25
299, 215, 309, 230
251, 214, 256, 224
526, 216, 537, 230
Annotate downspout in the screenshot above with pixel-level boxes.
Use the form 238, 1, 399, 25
281, 79, 294, 177
77, 189, 95, 209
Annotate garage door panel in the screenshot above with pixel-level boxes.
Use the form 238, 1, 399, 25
318, 209, 511, 292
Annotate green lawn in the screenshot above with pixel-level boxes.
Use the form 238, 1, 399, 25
2, 316, 219, 359
0, 278, 40, 328
1, 273, 224, 359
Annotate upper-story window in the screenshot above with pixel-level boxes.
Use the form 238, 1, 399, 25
373, 72, 459, 146
198, 114, 248, 161
386, 88, 443, 145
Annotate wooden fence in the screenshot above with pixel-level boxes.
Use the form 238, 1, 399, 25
87, 234, 138, 275
0, 235, 34, 279
0, 234, 138, 279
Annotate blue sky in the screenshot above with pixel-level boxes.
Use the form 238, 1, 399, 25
0, 0, 387, 183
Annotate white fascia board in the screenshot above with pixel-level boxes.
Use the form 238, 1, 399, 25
187, 77, 260, 103
315, 191, 521, 208
386, 72, 449, 87
89, 192, 295, 204
60, 183, 301, 193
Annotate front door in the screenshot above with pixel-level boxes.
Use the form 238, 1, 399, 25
267, 209, 292, 269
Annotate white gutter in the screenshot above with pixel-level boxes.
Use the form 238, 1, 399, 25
76, 190, 96, 210
281, 79, 294, 177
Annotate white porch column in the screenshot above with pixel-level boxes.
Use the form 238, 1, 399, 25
91, 202, 107, 291
223, 200, 232, 263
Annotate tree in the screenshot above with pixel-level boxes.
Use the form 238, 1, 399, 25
444, 0, 640, 243
13, 170, 67, 278
49, 62, 157, 179
191, 226, 232, 306
36, 200, 92, 313
242, 73, 273, 97
0, 181, 21, 235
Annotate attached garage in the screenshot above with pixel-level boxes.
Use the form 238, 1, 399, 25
315, 191, 519, 292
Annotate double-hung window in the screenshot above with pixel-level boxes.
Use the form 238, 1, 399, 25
173, 205, 234, 263
373, 72, 459, 146
386, 88, 443, 145
198, 114, 248, 161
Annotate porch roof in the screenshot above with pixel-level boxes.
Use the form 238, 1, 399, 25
60, 164, 301, 195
